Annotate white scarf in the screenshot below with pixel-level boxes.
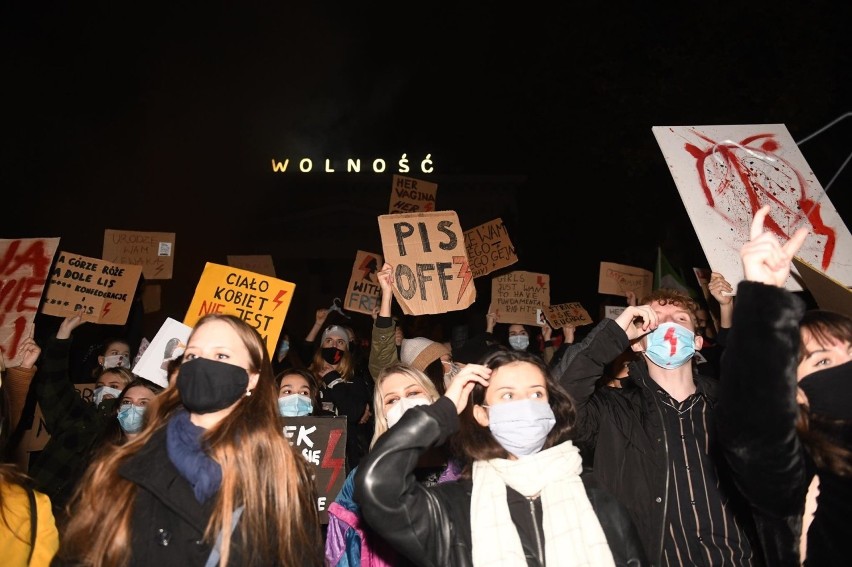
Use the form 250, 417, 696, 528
471, 441, 615, 567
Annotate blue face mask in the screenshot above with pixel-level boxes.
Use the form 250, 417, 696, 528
278, 394, 313, 417
277, 340, 290, 360
644, 322, 696, 369
117, 404, 146, 433
487, 399, 556, 457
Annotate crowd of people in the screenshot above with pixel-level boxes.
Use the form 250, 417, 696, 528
0, 208, 849, 566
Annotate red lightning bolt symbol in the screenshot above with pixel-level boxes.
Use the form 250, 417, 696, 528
453, 256, 473, 303
102, 302, 112, 317
321, 429, 345, 492
537, 276, 545, 288
272, 290, 287, 311
358, 256, 376, 280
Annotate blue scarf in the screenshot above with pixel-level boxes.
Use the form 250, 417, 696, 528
166, 410, 223, 503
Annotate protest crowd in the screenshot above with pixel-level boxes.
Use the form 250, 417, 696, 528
0, 194, 850, 567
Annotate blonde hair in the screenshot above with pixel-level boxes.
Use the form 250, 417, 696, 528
57, 314, 322, 566
370, 363, 440, 449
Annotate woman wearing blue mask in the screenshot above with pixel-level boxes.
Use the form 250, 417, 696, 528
355, 349, 647, 566
114, 379, 164, 442
275, 368, 330, 417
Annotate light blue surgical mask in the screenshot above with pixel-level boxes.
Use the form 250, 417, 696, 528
644, 322, 696, 369
117, 404, 146, 433
508, 335, 529, 351
278, 394, 313, 417
277, 340, 290, 361
487, 399, 556, 457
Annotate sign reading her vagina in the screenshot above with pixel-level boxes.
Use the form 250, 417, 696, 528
653, 123, 852, 291
377, 211, 476, 315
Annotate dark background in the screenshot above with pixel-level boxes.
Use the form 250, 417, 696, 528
3, 2, 851, 345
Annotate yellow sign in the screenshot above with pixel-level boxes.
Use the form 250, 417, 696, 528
184, 262, 295, 358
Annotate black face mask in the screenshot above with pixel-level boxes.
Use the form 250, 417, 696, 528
321, 347, 344, 365
800, 359, 852, 420
176, 358, 250, 414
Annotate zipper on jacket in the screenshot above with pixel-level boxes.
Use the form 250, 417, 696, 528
528, 497, 545, 565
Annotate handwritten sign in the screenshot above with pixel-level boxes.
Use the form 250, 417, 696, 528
598, 261, 652, 299
604, 306, 627, 320
490, 270, 551, 325
378, 211, 476, 316
389, 174, 437, 214
652, 124, 852, 291
463, 218, 518, 278
226, 254, 277, 278
282, 416, 347, 524
543, 302, 593, 328
42, 251, 142, 325
102, 229, 175, 280
184, 262, 295, 358
343, 250, 383, 316
0, 237, 60, 366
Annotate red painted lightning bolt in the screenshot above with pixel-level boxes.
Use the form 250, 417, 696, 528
453, 256, 473, 303
537, 276, 545, 288
358, 256, 376, 280
102, 302, 112, 317
272, 290, 287, 311
321, 429, 345, 492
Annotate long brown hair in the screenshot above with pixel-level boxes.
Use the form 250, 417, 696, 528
57, 314, 322, 566
451, 348, 577, 475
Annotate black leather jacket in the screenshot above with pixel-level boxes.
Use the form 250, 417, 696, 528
355, 396, 648, 567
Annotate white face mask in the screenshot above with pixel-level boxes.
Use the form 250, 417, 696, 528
92, 385, 123, 406
508, 335, 529, 351
103, 354, 130, 369
385, 397, 430, 428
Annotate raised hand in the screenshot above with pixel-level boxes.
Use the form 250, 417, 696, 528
18, 336, 42, 369
708, 272, 734, 305
615, 305, 659, 341
57, 311, 86, 340
443, 363, 491, 414
741, 205, 809, 287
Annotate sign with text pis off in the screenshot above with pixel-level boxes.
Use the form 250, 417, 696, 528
184, 262, 295, 359
378, 211, 476, 316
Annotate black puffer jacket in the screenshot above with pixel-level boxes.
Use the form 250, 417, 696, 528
354, 396, 648, 567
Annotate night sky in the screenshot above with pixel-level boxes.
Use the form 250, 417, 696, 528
3, 2, 851, 339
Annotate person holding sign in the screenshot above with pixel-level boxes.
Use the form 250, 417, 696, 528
28, 314, 135, 522
716, 205, 851, 565
54, 314, 323, 567
355, 348, 646, 566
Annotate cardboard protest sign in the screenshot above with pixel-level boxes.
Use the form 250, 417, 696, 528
543, 302, 593, 328
343, 250, 383, 315
281, 416, 347, 524
226, 254, 277, 278
0, 237, 60, 366
604, 306, 627, 320
463, 218, 518, 278
653, 124, 852, 291
102, 229, 175, 280
142, 283, 161, 314
42, 251, 142, 325
490, 271, 551, 325
184, 262, 295, 358
132, 317, 192, 387
389, 174, 438, 214
793, 256, 852, 317
598, 261, 652, 299
377, 211, 476, 316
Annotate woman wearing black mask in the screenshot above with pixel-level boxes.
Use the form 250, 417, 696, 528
54, 314, 323, 567
309, 324, 371, 473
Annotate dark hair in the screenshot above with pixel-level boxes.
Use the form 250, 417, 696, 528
798, 310, 852, 364
276, 367, 321, 401
100, 378, 165, 445
451, 347, 577, 474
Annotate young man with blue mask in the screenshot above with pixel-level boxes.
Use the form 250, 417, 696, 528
555, 288, 759, 566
